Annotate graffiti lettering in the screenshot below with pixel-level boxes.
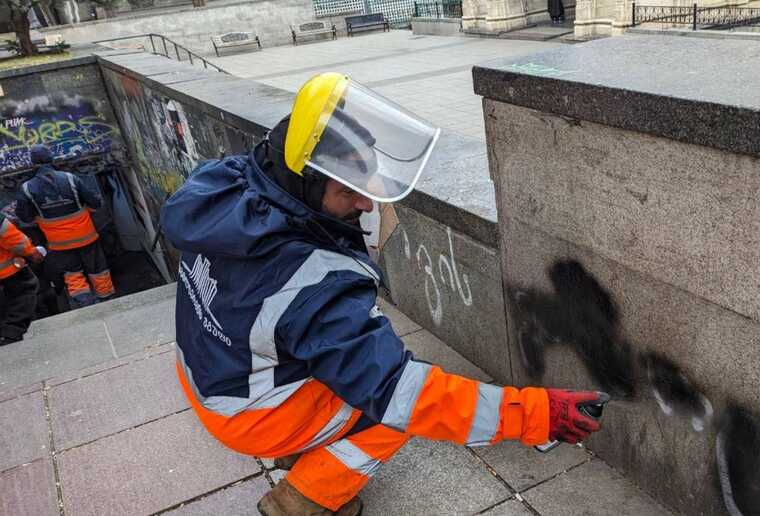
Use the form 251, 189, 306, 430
0, 95, 119, 173
402, 225, 473, 327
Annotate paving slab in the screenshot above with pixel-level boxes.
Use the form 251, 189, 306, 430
401, 330, 493, 383
474, 441, 591, 492
0, 459, 58, 516
362, 438, 509, 515
481, 498, 534, 515
0, 392, 49, 472
57, 410, 261, 515
0, 381, 42, 403
46, 342, 174, 388
104, 297, 176, 356
522, 459, 673, 516
376, 297, 423, 337
49, 350, 189, 450
0, 320, 114, 391
165, 476, 271, 515
217, 31, 561, 142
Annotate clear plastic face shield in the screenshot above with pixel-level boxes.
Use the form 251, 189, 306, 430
306, 81, 440, 203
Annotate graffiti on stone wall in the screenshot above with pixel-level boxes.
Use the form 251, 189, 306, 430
509, 259, 759, 516
111, 74, 200, 223
639, 352, 713, 432
716, 406, 760, 516
400, 225, 472, 326
0, 95, 119, 172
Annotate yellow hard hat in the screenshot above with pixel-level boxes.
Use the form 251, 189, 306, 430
283, 72, 441, 203
285, 72, 349, 175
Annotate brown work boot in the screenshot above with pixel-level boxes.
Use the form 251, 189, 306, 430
257, 478, 363, 516
273, 453, 301, 471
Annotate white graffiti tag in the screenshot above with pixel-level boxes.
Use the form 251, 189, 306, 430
403, 225, 473, 326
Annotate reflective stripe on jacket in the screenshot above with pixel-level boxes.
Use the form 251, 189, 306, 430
160, 147, 549, 452
17, 166, 100, 251
0, 215, 36, 280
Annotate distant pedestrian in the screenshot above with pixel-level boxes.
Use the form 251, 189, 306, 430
549, 0, 564, 22
0, 213, 43, 345
16, 145, 115, 308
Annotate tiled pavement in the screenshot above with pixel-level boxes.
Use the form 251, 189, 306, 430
213, 31, 562, 142
0, 286, 672, 515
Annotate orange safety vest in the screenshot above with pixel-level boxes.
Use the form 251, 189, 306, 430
0, 217, 35, 280
22, 182, 99, 251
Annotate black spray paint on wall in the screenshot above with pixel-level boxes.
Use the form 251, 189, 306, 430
510, 260, 635, 397
509, 259, 759, 516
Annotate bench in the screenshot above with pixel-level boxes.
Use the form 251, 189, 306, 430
345, 13, 390, 36
211, 31, 261, 57
291, 20, 337, 45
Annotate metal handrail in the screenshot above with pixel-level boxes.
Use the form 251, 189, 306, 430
92, 33, 229, 74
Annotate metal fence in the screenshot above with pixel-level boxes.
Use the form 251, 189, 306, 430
632, 3, 760, 30
698, 5, 760, 28
414, 0, 462, 18
312, 0, 418, 25
313, 0, 365, 17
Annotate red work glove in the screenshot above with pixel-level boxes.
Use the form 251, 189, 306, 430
547, 389, 605, 444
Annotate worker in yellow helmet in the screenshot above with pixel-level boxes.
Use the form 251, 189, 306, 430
161, 73, 606, 516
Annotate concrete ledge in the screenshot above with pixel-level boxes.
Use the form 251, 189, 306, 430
411, 17, 462, 36
474, 35, 760, 158
0, 55, 97, 80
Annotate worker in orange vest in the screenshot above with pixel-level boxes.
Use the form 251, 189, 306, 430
16, 145, 115, 308
0, 213, 43, 345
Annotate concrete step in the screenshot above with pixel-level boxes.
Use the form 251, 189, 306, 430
26, 283, 176, 339
0, 284, 177, 394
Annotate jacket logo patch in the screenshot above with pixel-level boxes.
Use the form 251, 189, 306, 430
179, 254, 231, 346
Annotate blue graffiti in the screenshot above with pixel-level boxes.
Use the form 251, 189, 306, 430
0, 96, 119, 173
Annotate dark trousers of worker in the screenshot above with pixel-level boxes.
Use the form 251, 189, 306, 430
48, 240, 115, 308
0, 268, 39, 342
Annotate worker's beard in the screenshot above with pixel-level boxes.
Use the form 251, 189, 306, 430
342, 210, 363, 225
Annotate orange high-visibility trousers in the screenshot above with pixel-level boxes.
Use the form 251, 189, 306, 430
176, 359, 549, 512
176, 361, 407, 510
287, 424, 409, 511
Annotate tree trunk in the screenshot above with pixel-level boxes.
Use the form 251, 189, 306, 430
11, 9, 36, 56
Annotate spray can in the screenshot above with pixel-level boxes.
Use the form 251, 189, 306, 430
535, 391, 610, 453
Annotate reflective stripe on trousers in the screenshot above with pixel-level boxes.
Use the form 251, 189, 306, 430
63, 271, 91, 297
287, 425, 410, 511
88, 270, 115, 298
175, 359, 361, 458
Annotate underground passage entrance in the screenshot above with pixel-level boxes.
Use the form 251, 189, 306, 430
0, 149, 167, 320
